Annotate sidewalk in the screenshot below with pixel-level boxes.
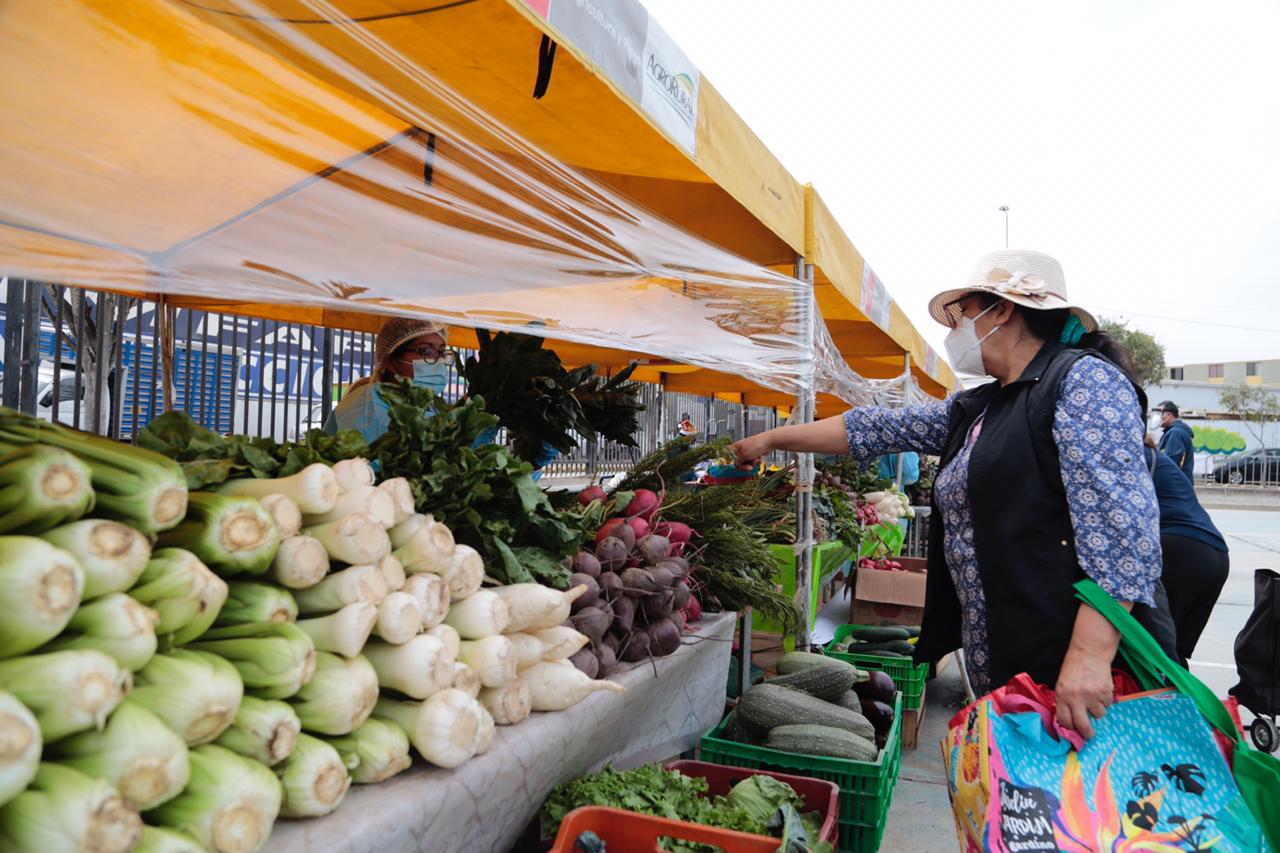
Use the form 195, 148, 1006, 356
1196, 484, 1280, 512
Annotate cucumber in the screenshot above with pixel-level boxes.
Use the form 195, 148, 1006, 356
764, 664, 856, 702
739, 684, 876, 741
766, 724, 879, 761
849, 625, 911, 642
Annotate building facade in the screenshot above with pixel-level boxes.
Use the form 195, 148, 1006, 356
1167, 358, 1280, 387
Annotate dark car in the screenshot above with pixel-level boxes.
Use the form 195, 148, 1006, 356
1213, 447, 1280, 485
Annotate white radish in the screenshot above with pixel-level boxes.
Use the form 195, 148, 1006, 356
260, 494, 302, 538
425, 624, 460, 661
504, 633, 546, 670
442, 545, 484, 600
444, 590, 509, 639
371, 592, 423, 644
331, 458, 375, 494
473, 706, 495, 754
492, 584, 588, 633
457, 636, 516, 688
270, 535, 329, 590
529, 626, 590, 661
363, 635, 453, 700
403, 574, 450, 629
373, 689, 481, 769
292, 564, 388, 614
216, 463, 338, 514
522, 661, 625, 711
378, 554, 406, 592
450, 663, 481, 698
295, 603, 378, 658
377, 479, 416, 527
478, 679, 531, 726
303, 513, 391, 566
393, 522, 455, 575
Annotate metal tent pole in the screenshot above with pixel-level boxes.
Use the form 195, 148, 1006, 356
895, 354, 911, 489
794, 257, 817, 650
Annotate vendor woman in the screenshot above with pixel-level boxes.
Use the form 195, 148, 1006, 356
731, 250, 1163, 738
324, 317, 453, 444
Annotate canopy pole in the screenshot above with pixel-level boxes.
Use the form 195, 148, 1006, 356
794, 256, 817, 650
895, 354, 911, 489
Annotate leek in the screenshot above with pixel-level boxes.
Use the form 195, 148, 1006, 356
403, 572, 450, 629
371, 591, 423, 644
276, 732, 350, 818
269, 535, 328, 589
458, 636, 517, 688
302, 512, 390, 566
131, 650, 244, 746
213, 696, 299, 767
0, 650, 129, 741
474, 705, 495, 754
331, 458, 374, 494
326, 717, 411, 784
373, 690, 483, 769
40, 519, 150, 600
50, 699, 189, 811
215, 462, 338, 515
0, 444, 94, 534
137, 826, 206, 853
168, 564, 231, 646
425, 624, 461, 660
378, 553, 406, 592
258, 494, 301, 538
0, 407, 188, 534
442, 544, 485, 600
302, 484, 396, 529
217, 582, 298, 626
128, 548, 222, 636
44, 592, 159, 671
378, 477, 416, 527
0, 689, 40, 807
291, 563, 387, 613
363, 635, 454, 700
444, 589, 510, 639
289, 653, 378, 736
451, 662, 481, 698
0, 536, 85, 657
295, 603, 377, 658
388, 513, 431, 549
149, 744, 281, 853
184, 622, 316, 700
0, 762, 142, 853
157, 493, 279, 576
392, 520, 455, 575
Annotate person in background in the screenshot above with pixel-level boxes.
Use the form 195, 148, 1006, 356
676, 413, 697, 438
731, 250, 1171, 738
877, 451, 920, 487
1155, 400, 1196, 482
323, 317, 453, 444
1143, 433, 1230, 663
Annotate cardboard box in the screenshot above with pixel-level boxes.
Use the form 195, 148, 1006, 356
902, 685, 926, 750
851, 557, 927, 627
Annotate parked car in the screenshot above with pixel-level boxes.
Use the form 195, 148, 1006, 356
1213, 448, 1280, 485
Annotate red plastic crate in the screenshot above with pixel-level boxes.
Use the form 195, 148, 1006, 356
664, 760, 840, 848
549, 806, 780, 852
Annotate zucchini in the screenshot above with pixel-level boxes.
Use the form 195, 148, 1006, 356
738, 684, 875, 741
721, 709, 764, 745
764, 664, 856, 702
767, 724, 879, 761
849, 625, 911, 642
777, 651, 855, 675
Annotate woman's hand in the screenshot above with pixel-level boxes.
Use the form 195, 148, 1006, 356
730, 432, 774, 467
1055, 603, 1125, 739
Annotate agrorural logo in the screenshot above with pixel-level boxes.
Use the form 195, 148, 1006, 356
646, 53, 696, 126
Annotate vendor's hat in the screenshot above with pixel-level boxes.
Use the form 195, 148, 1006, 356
374, 316, 449, 366
927, 250, 1097, 332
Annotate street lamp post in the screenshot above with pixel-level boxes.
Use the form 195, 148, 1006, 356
998, 206, 1009, 248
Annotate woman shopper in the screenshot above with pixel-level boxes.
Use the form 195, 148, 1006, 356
731, 250, 1165, 738
1143, 434, 1231, 663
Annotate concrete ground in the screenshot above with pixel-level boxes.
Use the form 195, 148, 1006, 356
812, 506, 1279, 852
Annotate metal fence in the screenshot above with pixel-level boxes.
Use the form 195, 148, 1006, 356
1, 280, 785, 472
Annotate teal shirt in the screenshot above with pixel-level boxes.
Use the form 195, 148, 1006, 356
322, 383, 390, 445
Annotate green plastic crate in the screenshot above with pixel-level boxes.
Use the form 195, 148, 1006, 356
699, 693, 903, 852
751, 540, 854, 643
823, 625, 929, 712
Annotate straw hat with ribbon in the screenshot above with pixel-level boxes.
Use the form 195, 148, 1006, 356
928, 250, 1098, 339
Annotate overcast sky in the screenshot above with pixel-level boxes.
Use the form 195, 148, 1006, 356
643, 0, 1280, 368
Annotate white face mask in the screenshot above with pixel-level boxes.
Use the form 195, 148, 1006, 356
944, 302, 1001, 377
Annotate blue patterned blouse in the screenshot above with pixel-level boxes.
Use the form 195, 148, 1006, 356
843, 355, 1161, 693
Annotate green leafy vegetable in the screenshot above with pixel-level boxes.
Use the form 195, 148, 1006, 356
571, 362, 645, 447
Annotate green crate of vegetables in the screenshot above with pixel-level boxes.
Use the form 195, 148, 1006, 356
823, 624, 929, 711
751, 541, 853, 643
699, 692, 903, 853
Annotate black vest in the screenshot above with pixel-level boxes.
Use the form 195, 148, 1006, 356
913, 341, 1150, 688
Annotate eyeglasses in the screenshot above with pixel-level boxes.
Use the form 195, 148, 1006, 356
396, 346, 457, 365
942, 295, 982, 328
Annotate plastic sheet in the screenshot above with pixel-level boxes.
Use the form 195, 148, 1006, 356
0, 0, 918, 408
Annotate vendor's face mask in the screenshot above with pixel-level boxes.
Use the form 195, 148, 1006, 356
411, 360, 450, 395
944, 301, 1001, 377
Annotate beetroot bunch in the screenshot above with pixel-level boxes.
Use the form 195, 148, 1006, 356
561, 488, 703, 673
